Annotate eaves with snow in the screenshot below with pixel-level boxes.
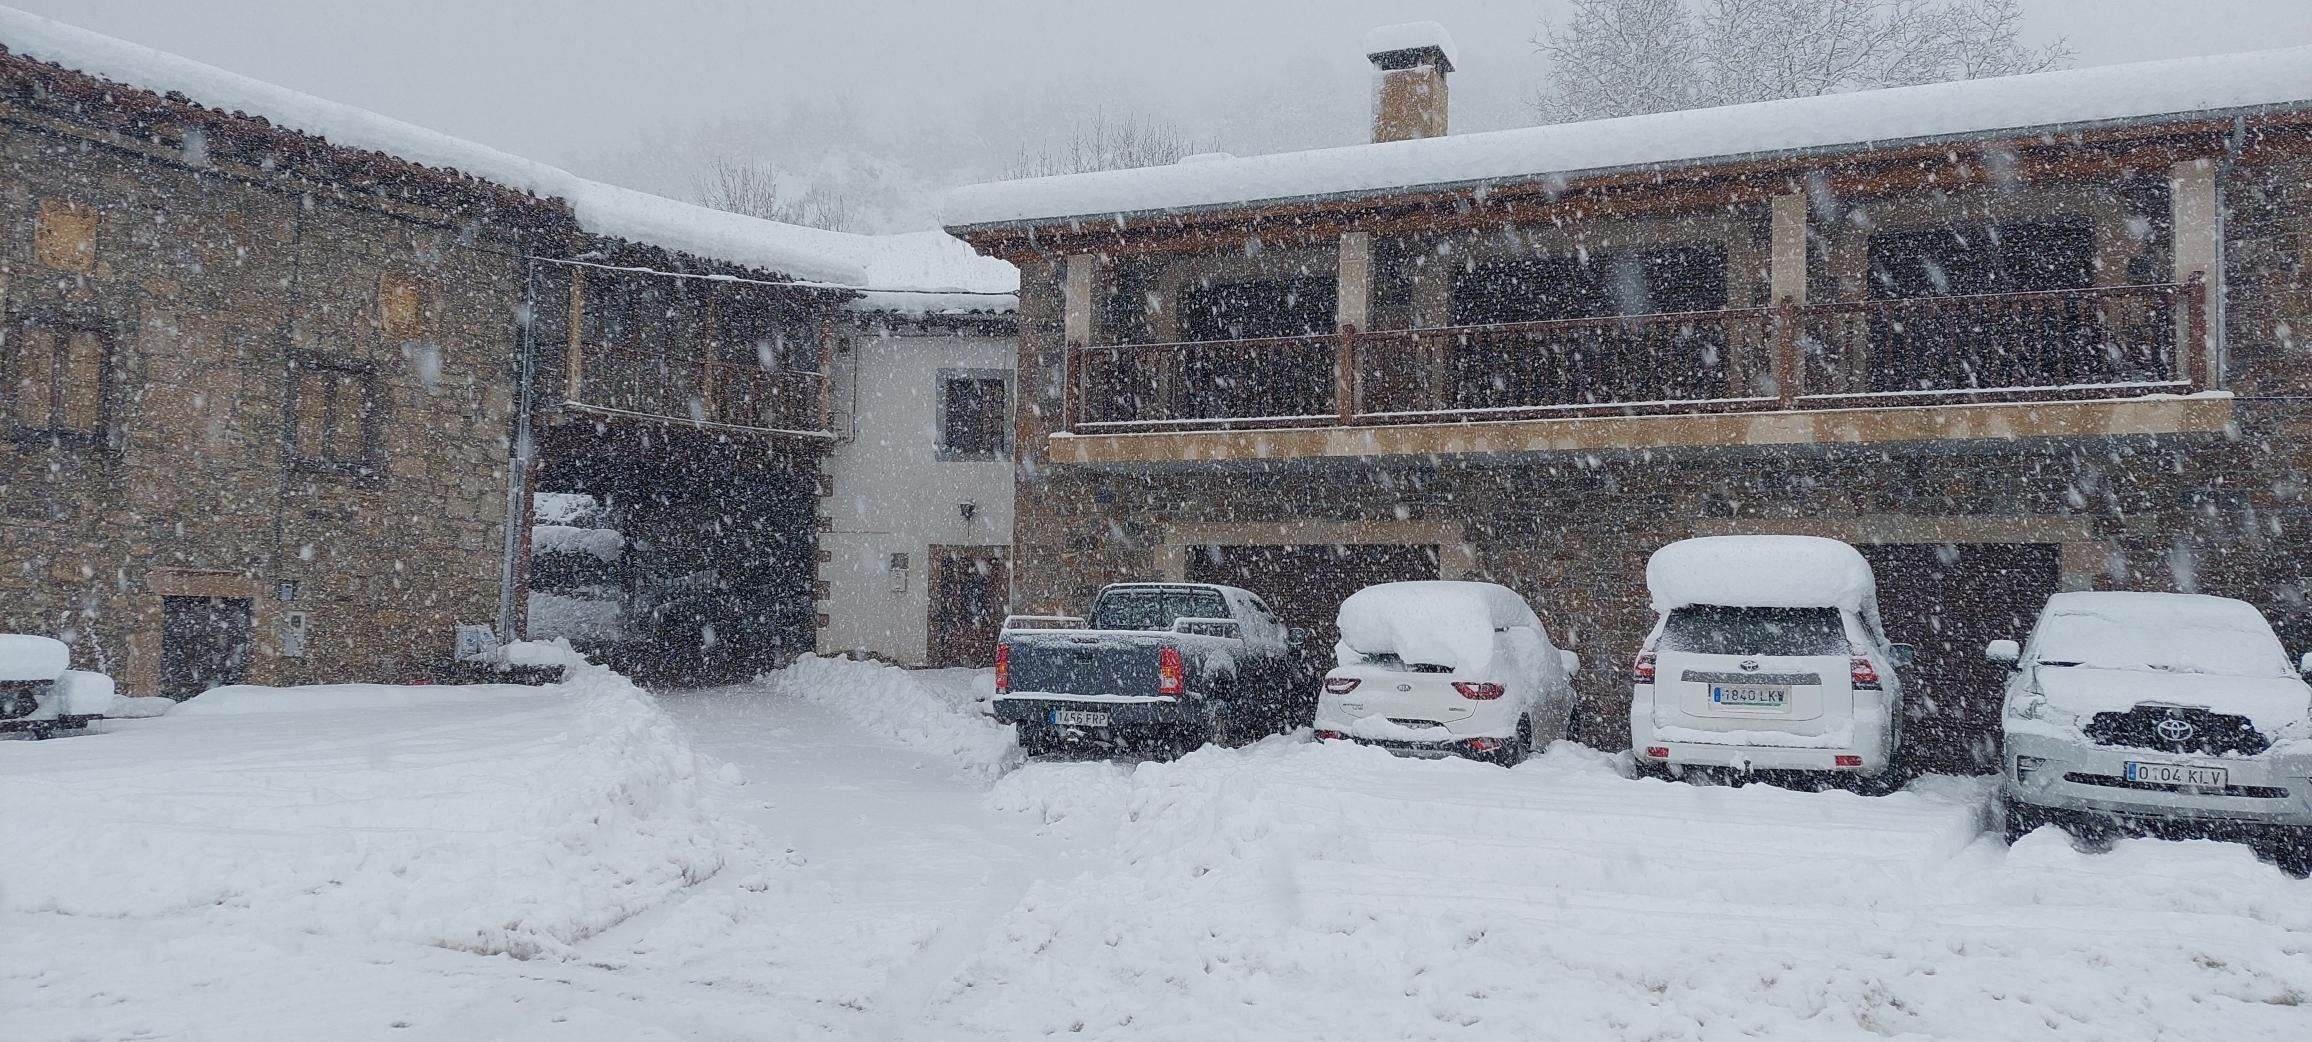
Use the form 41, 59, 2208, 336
943, 45, 2312, 232
0, 6, 1016, 316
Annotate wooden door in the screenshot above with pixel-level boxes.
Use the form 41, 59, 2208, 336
929, 546, 1009, 668
1858, 543, 2060, 774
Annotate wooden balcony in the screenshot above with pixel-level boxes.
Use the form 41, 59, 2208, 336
1052, 279, 2227, 464
564, 329, 835, 440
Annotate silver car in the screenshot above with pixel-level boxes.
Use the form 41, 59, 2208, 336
1994, 591, 2312, 872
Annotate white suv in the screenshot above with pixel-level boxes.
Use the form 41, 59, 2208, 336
1630, 536, 1913, 784
1995, 591, 2312, 871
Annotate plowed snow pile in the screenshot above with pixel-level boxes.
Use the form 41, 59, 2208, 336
0, 661, 733, 959
764, 654, 1016, 776
961, 741, 2312, 1040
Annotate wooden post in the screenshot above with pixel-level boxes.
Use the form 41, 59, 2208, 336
1062, 341, 1083, 432
816, 314, 835, 434
565, 266, 586, 402
699, 285, 719, 424
2183, 271, 2209, 391
1336, 324, 1359, 424
1773, 296, 1800, 407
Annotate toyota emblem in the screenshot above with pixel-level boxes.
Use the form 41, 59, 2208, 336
2154, 717, 2196, 743
1738, 659, 1761, 672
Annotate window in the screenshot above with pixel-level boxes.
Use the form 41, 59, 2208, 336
6, 319, 107, 440
1660, 606, 1849, 657
937, 370, 1010, 460
287, 360, 381, 472
1089, 588, 1229, 632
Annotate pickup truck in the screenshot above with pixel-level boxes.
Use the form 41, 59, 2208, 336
992, 583, 1313, 755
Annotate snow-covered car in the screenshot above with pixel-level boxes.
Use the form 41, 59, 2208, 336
1994, 592, 2312, 865
1630, 536, 1914, 783
1313, 581, 1580, 765
0, 634, 112, 738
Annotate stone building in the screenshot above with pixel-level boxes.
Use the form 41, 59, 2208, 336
948, 34, 2312, 767
0, 14, 864, 693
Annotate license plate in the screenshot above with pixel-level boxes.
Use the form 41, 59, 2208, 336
1051, 709, 1109, 727
1711, 684, 1788, 708
2125, 761, 2228, 787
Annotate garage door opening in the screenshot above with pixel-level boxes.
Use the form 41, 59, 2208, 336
1859, 542, 2060, 775
1184, 543, 1441, 647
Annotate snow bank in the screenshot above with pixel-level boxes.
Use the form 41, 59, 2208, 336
0, 663, 736, 959
761, 655, 1016, 778
1647, 534, 1875, 613
0, 633, 67, 681
946, 44, 2312, 228
1334, 580, 1539, 673
960, 740, 2312, 1039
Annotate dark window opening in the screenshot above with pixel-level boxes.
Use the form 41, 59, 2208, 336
288, 362, 381, 472
6, 320, 107, 440
1444, 245, 1730, 409
939, 375, 1010, 459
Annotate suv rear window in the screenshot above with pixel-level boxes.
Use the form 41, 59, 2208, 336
1090, 588, 1230, 632
1660, 606, 1848, 656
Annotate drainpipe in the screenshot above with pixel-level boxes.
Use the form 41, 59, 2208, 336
496, 255, 541, 643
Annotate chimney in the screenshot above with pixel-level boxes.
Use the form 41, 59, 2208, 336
1364, 22, 1456, 143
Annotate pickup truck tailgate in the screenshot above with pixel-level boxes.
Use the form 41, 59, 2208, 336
1004, 631, 1169, 697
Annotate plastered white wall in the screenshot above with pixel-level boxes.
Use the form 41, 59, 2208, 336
818, 327, 1014, 664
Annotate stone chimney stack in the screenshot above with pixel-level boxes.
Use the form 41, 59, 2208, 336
1364, 22, 1457, 143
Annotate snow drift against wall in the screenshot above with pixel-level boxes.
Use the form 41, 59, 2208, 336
945, 44, 2312, 228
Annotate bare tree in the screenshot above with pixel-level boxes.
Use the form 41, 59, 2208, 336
1534, 0, 2070, 123
689, 154, 786, 222
1006, 110, 1216, 179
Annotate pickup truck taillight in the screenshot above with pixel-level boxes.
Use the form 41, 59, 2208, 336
994, 645, 1010, 694
1157, 645, 1185, 697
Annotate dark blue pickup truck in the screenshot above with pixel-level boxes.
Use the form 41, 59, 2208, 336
992, 583, 1314, 756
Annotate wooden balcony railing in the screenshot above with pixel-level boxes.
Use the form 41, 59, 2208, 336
572, 344, 832, 437
1061, 277, 2208, 434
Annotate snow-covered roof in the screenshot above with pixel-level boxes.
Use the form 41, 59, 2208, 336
946, 44, 2312, 230
2035, 592, 2295, 679
0, 5, 1014, 311
1647, 536, 1876, 614
1363, 21, 1458, 71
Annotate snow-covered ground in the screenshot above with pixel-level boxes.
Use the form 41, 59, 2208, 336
5, 658, 2305, 1041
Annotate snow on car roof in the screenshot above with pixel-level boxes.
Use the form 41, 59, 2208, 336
0, 633, 69, 682
2034, 591, 2294, 678
1647, 536, 1875, 614
1336, 581, 1541, 672
945, 44, 2312, 230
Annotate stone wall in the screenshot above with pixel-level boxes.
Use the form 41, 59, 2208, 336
0, 88, 549, 692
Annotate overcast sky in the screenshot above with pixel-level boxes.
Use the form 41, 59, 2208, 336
20, 0, 2312, 211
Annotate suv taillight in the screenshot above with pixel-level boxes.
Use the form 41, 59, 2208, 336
1452, 681, 1505, 700
1849, 643, 1881, 689
1158, 645, 1185, 697
1324, 676, 1361, 695
1633, 646, 1657, 684
994, 644, 1010, 694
